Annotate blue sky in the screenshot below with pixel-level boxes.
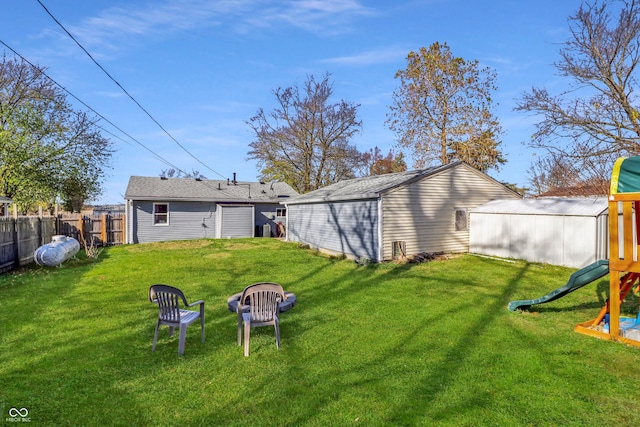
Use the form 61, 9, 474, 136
3, 0, 582, 204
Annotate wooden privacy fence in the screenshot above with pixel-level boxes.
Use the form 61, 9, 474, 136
57, 214, 125, 248
0, 214, 125, 273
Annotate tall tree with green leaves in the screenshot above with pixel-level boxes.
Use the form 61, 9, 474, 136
0, 53, 113, 212
246, 73, 363, 193
387, 42, 505, 172
516, 0, 640, 187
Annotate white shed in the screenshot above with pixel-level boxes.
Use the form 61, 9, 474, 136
470, 197, 608, 268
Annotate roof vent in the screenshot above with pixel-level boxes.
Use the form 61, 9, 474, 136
195, 178, 202, 181
160, 176, 168, 180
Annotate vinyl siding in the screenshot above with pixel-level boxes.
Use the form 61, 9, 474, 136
254, 203, 286, 237
132, 201, 217, 243
381, 166, 519, 260
287, 200, 379, 260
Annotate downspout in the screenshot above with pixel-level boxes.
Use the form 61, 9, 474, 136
284, 202, 289, 241
126, 199, 133, 244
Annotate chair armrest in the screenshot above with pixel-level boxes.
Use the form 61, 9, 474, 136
189, 299, 205, 317
187, 300, 205, 307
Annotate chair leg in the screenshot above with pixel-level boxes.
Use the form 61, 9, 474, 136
152, 321, 161, 352
178, 324, 187, 355
200, 305, 205, 342
237, 314, 242, 346
244, 318, 251, 357
275, 316, 280, 349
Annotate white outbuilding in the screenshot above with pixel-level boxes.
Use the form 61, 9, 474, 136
469, 197, 608, 268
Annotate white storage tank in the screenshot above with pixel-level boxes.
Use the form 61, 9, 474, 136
34, 235, 80, 267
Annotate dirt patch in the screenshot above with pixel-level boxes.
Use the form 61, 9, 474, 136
204, 252, 232, 260
224, 242, 259, 251
394, 252, 460, 264
125, 240, 213, 252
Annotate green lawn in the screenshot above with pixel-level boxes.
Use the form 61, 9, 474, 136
1, 238, 640, 426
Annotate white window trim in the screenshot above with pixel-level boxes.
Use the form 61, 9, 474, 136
153, 202, 170, 226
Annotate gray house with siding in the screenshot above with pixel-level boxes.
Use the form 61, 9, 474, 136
283, 162, 521, 261
124, 176, 298, 244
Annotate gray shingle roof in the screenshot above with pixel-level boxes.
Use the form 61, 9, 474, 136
285, 163, 455, 204
124, 176, 298, 203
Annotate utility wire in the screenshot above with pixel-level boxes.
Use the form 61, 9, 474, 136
1, 40, 240, 197
37, 0, 227, 179
0, 39, 185, 174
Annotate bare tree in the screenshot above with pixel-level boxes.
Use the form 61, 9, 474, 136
247, 73, 363, 193
528, 152, 614, 196
516, 0, 640, 186
160, 168, 206, 179
386, 42, 505, 171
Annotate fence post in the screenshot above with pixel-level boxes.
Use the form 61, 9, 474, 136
12, 218, 19, 267
83, 215, 89, 246
101, 214, 107, 246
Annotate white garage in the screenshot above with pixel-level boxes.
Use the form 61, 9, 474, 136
470, 197, 608, 268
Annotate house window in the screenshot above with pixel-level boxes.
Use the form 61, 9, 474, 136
276, 208, 287, 218
455, 208, 468, 231
392, 241, 406, 259
153, 203, 169, 225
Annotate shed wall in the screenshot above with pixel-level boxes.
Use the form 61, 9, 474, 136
381, 166, 520, 260
469, 213, 608, 268
287, 200, 379, 260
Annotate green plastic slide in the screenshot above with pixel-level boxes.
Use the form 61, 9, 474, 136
508, 260, 610, 311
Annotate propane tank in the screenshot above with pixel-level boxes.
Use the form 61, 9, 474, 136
34, 235, 80, 267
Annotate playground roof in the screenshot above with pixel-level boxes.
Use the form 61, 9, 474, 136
472, 197, 608, 217
611, 156, 640, 194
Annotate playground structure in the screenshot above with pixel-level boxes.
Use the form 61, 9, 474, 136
509, 156, 640, 347
574, 156, 640, 346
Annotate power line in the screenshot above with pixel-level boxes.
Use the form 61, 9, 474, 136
0, 39, 185, 174
36, 0, 226, 179
0, 40, 241, 198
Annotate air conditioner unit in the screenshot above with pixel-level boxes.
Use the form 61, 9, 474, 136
262, 224, 271, 238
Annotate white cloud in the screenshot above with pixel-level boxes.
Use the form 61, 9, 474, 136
321, 46, 407, 66
243, 0, 374, 34
52, 0, 374, 56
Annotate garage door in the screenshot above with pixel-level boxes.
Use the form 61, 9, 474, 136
218, 205, 254, 238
